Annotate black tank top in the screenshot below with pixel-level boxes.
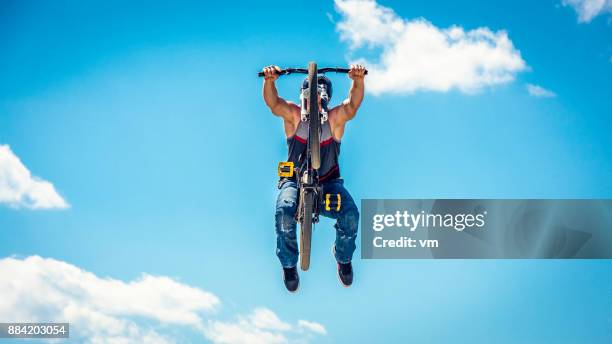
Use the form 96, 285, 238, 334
286, 120, 341, 182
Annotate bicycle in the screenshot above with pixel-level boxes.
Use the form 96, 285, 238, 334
258, 62, 367, 271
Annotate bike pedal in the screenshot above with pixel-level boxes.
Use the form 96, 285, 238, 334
277, 161, 294, 177
325, 193, 341, 212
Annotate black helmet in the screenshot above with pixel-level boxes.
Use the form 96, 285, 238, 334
301, 74, 333, 100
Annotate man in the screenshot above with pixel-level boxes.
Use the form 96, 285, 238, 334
262, 64, 366, 292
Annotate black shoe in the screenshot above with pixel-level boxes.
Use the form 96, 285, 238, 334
282, 267, 299, 292
337, 262, 353, 287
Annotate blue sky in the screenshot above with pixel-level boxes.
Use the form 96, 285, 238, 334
0, 0, 611, 342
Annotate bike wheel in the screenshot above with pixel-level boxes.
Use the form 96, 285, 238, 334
299, 189, 314, 271
307, 62, 321, 170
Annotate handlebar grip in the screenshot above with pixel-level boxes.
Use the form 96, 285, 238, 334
344, 68, 368, 75
318, 68, 368, 75
258, 69, 285, 77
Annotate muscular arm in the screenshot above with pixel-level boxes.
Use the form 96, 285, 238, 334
263, 79, 296, 120
261, 65, 297, 123
330, 64, 366, 136
337, 78, 365, 122
261, 65, 300, 137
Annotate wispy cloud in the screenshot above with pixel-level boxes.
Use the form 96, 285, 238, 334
334, 0, 526, 95
249, 308, 292, 331
562, 0, 612, 23
526, 83, 557, 98
0, 144, 68, 209
204, 308, 327, 344
206, 310, 290, 344
0, 256, 326, 343
298, 320, 327, 335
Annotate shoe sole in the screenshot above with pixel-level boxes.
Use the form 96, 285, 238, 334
337, 272, 351, 288
282, 269, 299, 293
332, 245, 352, 288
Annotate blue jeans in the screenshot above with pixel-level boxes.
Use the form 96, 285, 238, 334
275, 178, 359, 268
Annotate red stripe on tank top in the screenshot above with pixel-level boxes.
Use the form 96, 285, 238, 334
319, 165, 339, 182
320, 137, 334, 147
293, 135, 335, 147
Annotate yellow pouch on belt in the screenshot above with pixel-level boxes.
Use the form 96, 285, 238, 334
277, 161, 294, 178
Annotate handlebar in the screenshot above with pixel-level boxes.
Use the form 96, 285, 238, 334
258, 67, 368, 77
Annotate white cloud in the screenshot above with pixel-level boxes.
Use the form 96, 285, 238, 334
205, 308, 327, 344
526, 84, 557, 98
0, 255, 219, 343
298, 320, 327, 335
249, 308, 292, 331
0, 256, 326, 344
562, 0, 612, 22
0, 144, 68, 209
206, 316, 288, 344
334, 0, 527, 95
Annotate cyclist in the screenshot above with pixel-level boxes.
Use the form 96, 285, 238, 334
262, 64, 366, 292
